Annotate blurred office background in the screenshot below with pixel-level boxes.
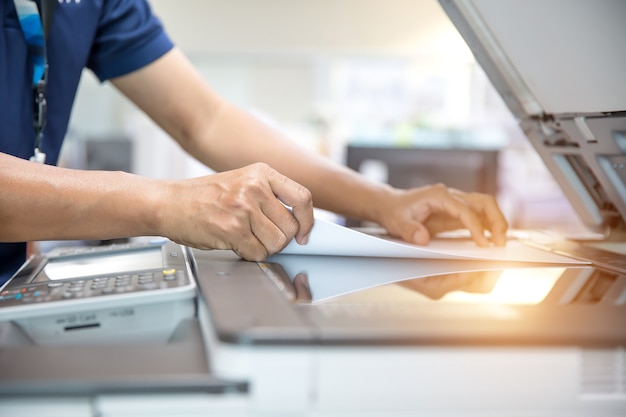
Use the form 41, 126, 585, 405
62, 0, 585, 233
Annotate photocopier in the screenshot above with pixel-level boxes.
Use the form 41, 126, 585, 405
1, 1, 625, 416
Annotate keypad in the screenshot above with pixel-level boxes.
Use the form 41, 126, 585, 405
0, 269, 187, 306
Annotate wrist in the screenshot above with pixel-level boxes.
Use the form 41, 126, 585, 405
366, 184, 399, 224
131, 175, 172, 238
342, 181, 396, 225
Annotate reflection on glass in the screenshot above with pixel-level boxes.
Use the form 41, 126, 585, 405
262, 255, 567, 306
434, 269, 563, 304
319, 269, 564, 305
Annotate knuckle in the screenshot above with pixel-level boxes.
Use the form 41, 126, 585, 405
237, 177, 272, 201
429, 183, 449, 195
250, 162, 272, 175
287, 216, 300, 236
271, 233, 290, 251
295, 186, 312, 205
298, 186, 313, 203
268, 224, 296, 252
240, 175, 265, 192
220, 213, 250, 236
225, 189, 258, 214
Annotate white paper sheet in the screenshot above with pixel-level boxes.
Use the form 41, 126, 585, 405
281, 217, 587, 264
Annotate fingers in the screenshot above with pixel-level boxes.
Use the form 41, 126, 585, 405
419, 184, 490, 247
398, 220, 431, 246
398, 271, 500, 300
390, 184, 508, 248
293, 273, 312, 302
236, 164, 313, 259
441, 194, 491, 247
480, 196, 508, 246
265, 167, 314, 245
449, 189, 508, 246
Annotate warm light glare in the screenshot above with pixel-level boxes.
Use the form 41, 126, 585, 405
441, 268, 565, 305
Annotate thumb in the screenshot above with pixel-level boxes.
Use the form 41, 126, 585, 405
398, 221, 431, 245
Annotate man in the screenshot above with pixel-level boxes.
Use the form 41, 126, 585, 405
0, 0, 508, 285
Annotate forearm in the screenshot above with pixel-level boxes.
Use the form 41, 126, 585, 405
186, 102, 395, 222
0, 153, 163, 242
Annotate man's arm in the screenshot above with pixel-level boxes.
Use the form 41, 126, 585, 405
0, 152, 313, 261
0, 153, 161, 242
112, 48, 508, 246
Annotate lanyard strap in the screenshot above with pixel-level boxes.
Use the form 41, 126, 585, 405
13, 0, 57, 163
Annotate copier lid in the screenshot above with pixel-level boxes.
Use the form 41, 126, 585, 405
441, 0, 626, 116
439, 0, 626, 236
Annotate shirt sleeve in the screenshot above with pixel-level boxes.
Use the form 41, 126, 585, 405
87, 0, 174, 81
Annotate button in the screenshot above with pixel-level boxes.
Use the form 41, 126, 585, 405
163, 269, 177, 281
48, 282, 63, 288
139, 283, 159, 290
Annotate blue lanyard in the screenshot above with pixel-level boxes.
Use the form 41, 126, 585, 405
13, 0, 56, 163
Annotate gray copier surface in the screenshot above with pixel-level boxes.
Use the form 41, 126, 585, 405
1, 0, 626, 416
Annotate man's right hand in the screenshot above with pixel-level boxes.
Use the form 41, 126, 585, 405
157, 163, 314, 261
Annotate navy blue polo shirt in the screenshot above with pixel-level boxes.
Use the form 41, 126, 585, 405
1, 0, 174, 285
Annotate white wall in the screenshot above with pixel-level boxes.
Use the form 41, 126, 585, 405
148, 0, 472, 59
67, 0, 483, 174
68, 0, 475, 140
